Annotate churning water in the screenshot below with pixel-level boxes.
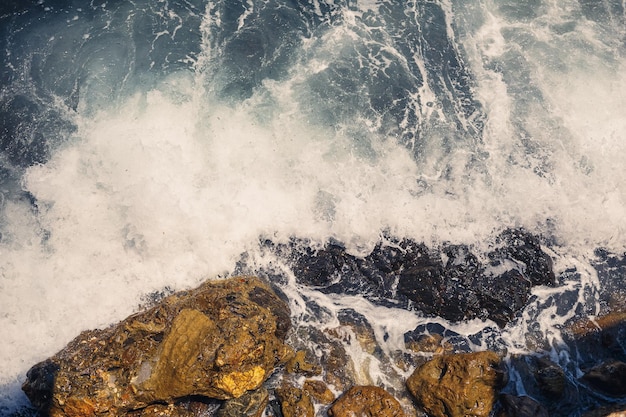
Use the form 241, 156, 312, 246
0, 0, 625, 414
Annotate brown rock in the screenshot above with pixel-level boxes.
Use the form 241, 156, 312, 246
22, 276, 292, 417
275, 384, 314, 417
328, 385, 406, 417
406, 351, 506, 417
286, 350, 322, 376
303, 379, 335, 404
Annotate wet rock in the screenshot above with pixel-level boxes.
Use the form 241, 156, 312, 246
275, 230, 554, 328
129, 399, 221, 417
405, 333, 453, 355
275, 384, 314, 417
498, 394, 549, 417
217, 388, 269, 417
406, 351, 506, 417
328, 385, 406, 417
303, 379, 335, 404
507, 355, 579, 417
580, 360, 626, 397
287, 325, 356, 391
285, 350, 322, 376
533, 357, 567, 399
489, 228, 555, 286
22, 276, 292, 417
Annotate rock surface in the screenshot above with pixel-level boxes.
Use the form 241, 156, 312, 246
328, 385, 406, 417
580, 360, 626, 398
498, 394, 549, 417
275, 384, 315, 417
22, 276, 292, 417
406, 351, 506, 417
271, 229, 554, 327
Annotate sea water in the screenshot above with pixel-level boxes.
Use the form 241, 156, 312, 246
0, 0, 624, 414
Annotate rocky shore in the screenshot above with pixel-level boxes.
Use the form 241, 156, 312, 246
20, 234, 626, 417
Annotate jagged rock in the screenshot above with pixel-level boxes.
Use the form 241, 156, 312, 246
22, 276, 292, 417
406, 351, 506, 417
405, 333, 452, 355
533, 357, 567, 399
275, 384, 314, 417
580, 360, 626, 397
275, 229, 554, 328
498, 394, 549, 417
287, 325, 356, 391
507, 355, 579, 417
489, 228, 555, 286
328, 385, 406, 417
217, 388, 269, 417
303, 379, 335, 404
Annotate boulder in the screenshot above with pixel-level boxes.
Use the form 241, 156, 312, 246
22, 276, 292, 417
406, 351, 506, 417
328, 385, 406, 417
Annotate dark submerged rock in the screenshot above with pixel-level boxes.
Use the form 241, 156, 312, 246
498, 394, 549, 417
276, 228, 554, 327
580, 360, 626, 398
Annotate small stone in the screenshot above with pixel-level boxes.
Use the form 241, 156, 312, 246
286, 350, 322, 376
275, 384, 314, 417
217, 387, 269, 417
303, 379, 335, 404
498, 394, 549, 417
328, 385, 406, 417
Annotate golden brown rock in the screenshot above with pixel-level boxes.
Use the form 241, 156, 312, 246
406, 351, 506, 417
22, 276, 292, 417
275, 384, 315, 417
286, 350, 322, 376
328, 385, 406, 417
303, 379, 336, 404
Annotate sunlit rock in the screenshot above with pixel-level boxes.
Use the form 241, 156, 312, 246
22, 276, 292, 416
406, 351, 506, 417
328, 385, 406, 417
275, 383, 315, 417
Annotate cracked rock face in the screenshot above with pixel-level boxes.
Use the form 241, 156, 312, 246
22, 276, 292, 417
